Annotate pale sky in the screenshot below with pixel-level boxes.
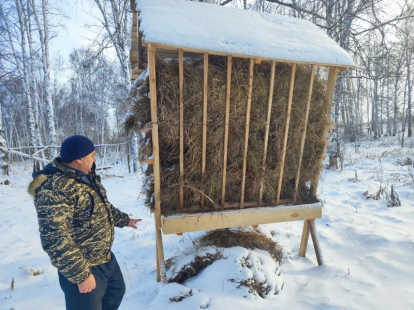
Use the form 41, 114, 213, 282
49, 1, 117, 81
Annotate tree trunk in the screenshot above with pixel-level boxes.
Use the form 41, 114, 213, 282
15, 0, 37, 152
0, 102, 10, 184
26, 2, 44, 157
407, 60, 412, 138
31, 0, 57, 156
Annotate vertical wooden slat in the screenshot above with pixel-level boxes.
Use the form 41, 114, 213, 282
130, 0, 136, 11
179, 49, 184, 210
221, 56, 232, 208
240, 58, 255, 208
299, 220, 310, 257
148, 44, 166, 282
311, 67, 338, 197
259, 61, 276, 204
308, 219, 324, 265
277, 63, 296, 204
130, 12, 139, 81
294, 64, 315, 202
201, 53, 208, 207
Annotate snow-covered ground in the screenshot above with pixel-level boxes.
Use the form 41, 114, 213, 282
1, 136, 414, 309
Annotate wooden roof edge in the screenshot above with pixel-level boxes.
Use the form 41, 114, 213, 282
141, 41, 356, 70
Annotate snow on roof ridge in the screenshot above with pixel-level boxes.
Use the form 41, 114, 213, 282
136, 0, 355, 68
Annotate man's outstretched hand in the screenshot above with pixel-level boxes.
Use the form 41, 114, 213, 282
127, 218, 142, 229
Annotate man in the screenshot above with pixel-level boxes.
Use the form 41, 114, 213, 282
29, 135, 141, 310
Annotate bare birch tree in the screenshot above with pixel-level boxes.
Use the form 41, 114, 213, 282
30, 0, 56, 156
0, 91, 10, 184
89, 0, 138, 172
13, 0, 38, 151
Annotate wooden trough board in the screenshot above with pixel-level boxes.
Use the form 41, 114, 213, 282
162, 202, 322, 234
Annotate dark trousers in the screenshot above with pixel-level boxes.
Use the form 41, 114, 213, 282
58, 253, 126, 310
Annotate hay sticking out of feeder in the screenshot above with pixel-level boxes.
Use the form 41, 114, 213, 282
199, 229, 283, 261
125, 55, 330, 214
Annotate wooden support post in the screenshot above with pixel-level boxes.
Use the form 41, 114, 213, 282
259, 61, 276, 204
155, 237, 160, 282
221, 56, 232, 208
201, 52, 208, 207
130, 0, 136, 11
294, 64, 315, 203
277, 63, 296, 203
299, 220, 310, 257
240, 58, 255, 208
179, 49, 184, 210
130, 12, 139, 80
308, 219, 324, 265
148, 44, 166, 282
311, 67, 338, 197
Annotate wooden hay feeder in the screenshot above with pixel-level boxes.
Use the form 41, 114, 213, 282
130, 0, 355, 282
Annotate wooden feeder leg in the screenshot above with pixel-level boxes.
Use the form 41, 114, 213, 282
299, 220, 310, 257
308, 219, 324, 266
155, 237, 160, 282
148, 44, 167, 282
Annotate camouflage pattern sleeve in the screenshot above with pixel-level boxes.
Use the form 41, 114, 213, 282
110, 204, 130, 228
35, 189, 91, 284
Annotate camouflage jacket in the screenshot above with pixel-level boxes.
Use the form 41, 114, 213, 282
28, 158, 129, 284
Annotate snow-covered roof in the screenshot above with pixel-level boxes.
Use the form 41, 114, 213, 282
135, 0, 355, 68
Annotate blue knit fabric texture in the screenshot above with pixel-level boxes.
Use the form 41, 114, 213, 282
60, 135, 95, 162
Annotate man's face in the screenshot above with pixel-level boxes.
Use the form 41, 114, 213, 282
79, 150, 96, 175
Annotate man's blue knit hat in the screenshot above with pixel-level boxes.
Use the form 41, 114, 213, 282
60, 135, 95, 162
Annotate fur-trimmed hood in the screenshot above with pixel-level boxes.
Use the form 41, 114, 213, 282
28, 161, 62, 198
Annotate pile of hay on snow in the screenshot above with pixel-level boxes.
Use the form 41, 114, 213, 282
165, 229, 284, 298
125, 56, 330, 214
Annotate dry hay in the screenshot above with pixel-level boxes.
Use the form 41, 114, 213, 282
199, 229, 282, 262
168, 250, 223, 284
125, 55, 330, 214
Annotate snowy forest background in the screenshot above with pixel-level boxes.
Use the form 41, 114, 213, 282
1, 0, 414, 179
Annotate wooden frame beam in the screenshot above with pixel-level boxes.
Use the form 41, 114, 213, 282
294, 64, 315, 202
221, 56, 232, 208
240, 58, 255, 208
162, 202, 322, 234
148, 44, 166, 282
277, 63, 296, 203
140, 41, 356, 69
259, 60, 276, 204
